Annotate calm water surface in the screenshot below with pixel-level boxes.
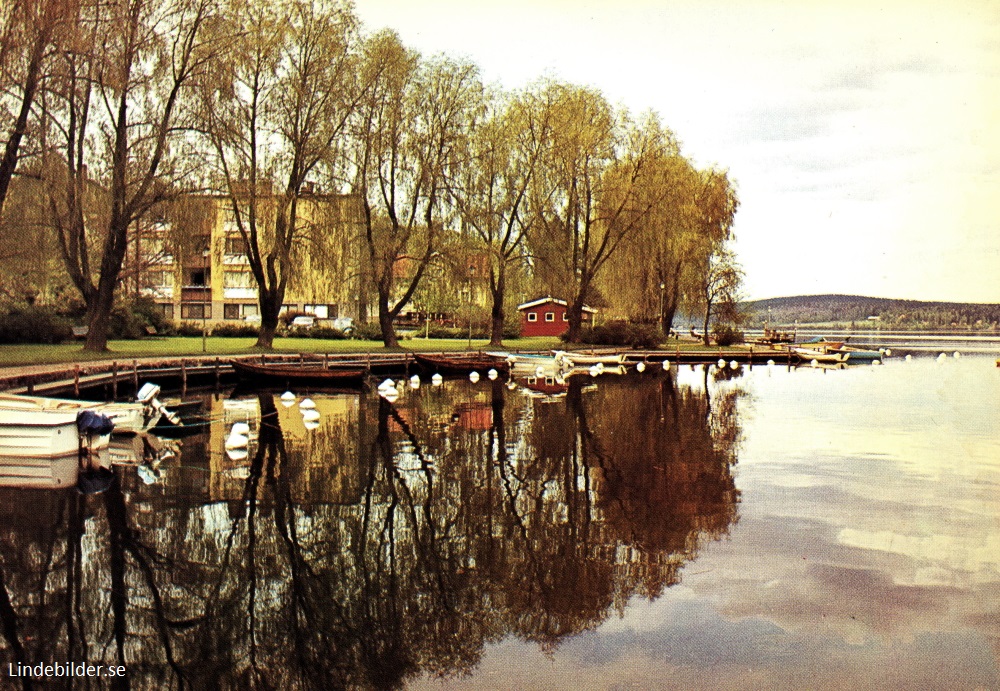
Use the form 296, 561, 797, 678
0, 354, 997, 690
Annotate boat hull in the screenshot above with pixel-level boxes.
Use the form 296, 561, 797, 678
413, 354, 509, 376
0, 453, 81, 488
229, 359, 367, 386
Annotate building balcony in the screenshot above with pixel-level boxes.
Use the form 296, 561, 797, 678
181, 286, 212, 302
223, 288, 258, 300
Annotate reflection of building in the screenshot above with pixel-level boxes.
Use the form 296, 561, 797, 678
518, 297, 595, 337
136, 193, 364, 326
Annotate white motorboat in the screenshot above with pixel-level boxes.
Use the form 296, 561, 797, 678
552, 350, 627, 367
792, 347, 849, 364
0, 407, 111, 458
0, 453, 82, 488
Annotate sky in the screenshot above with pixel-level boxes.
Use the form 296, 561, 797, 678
351, 0, 1000, 303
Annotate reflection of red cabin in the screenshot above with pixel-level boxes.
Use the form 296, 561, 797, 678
517, 297, 595, 337
451, 402, 493, 431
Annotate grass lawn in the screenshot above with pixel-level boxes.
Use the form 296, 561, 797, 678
0, 336, 568, 368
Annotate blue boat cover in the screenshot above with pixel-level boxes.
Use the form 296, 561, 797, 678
76, 409, 115, 435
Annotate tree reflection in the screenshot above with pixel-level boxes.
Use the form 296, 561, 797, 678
0, 372, 742, 689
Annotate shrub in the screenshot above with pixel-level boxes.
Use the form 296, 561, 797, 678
286, 325, 348, 340
711, 324, 745, 347
176, 322, 205, 337
351, 322, 383, 341
212, 322, 260, 338
565, 320, 664, 349
279, 309, 312, 327
0, 306, 73, 344
129, 296, 173, 336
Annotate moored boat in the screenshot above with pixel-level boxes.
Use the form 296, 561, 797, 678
0, 453, 83, 488
552, 350, 627, 366
792, 347, 849, 364
413, 353, 510, 376
0, 392, 164, 434
229, 359, 367, 386
0, 407, 112, 458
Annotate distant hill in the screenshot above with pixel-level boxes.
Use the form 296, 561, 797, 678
742, 294, 1000, 330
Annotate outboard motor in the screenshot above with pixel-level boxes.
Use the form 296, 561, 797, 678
136, 382, 182, 426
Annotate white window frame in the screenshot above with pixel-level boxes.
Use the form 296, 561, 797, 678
527, 312, 537, 322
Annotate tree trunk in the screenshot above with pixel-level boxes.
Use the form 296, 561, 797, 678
378, 289, 398, 348
702, 304, 712, 346
255, 295, 279, 349
83, 271, 119, 352
488, 267, 505, 347
565, 298, 585, 343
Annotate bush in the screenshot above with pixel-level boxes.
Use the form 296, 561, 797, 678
176, 322, 205, 337
286, 325, 348, 340
212, 322, 260, 338
129, 296, 174, 336
0, 306, 73, 344
565, 320, 664, 349
351, 322, 383, 341
711, 324, 745, 347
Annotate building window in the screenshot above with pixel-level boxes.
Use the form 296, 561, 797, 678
223, 270, 252, 288
527, 313, 537, 322
304, 304, 329, 319
157, 303, 173, 320
224, 303, 241, 320
189, 269, 207, 286
225, 235, 247, 255
280, 304, 295, 315
562, 313, 569, 321
242, 304, 258, 318
181, 303, 211, 320
545, 312, 555, 322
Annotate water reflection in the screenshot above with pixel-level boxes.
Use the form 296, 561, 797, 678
0, 372, 742, 689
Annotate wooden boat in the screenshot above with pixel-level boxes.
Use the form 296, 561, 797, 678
0, 407, 111, 458
413, 353, 509, 376
833, 346, 883, 362
229, 359, 367, 386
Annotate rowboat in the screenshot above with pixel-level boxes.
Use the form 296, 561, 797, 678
0, 453, 83, 488
229, 359, 367, 386
413, 353, 510, 376
834, 346, 884, 362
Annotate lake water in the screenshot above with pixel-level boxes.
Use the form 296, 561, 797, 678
1, 351, 998, 689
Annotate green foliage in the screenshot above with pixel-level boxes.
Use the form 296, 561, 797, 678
351, 322, 383, 341
176, 322, 205, 337
711, 324, 744, 346
0, 306, 73, 344
212, 323, 260, 338
745, 294, 1000, 330
565, 320, 663, 349
286, 326, 349, 340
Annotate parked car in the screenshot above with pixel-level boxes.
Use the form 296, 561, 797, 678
332, 316, 354, 334
291, 315, 316, 329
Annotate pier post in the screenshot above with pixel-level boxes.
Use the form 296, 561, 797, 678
111, 361, 118, 399
74, 365, 80, 397
215, 357, 220, 387
324, 352, 328, 368
132, 360, 139, 391
181, 359, 187, 396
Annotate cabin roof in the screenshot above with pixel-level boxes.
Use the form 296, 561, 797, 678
517, 296, 596, 313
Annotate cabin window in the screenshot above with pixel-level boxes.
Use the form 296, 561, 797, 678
224, 303, 240, 320
527, 313, 537, 322
545, 312, 555, 322
562, 313, 569, 321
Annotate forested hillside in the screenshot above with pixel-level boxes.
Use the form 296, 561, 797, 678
743, 295, 1000, 330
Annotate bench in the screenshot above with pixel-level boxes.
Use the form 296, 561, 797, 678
72, 325, 89, 338
144, 325, 158, 336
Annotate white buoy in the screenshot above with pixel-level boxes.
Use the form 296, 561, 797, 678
409, 375, 421, 389
662, 360, 670, 370
810, 359, 819, 367
636, 362, 646, 373
506, 380, 517, 390
487, 368, 499, 380
299, 398, 316, 410
303, 419, 320, 431
596, 362, 605, 373
432, 373, 444, 386
280, 397, 296, 408
884, 349, 892, 357
382, 390, 399, 403
469, 371, 480, 383
953, 351, 961, 358
767, 359, 775, 366
225, 448, 249, 462
225, 432, 248, 450
589, 365, 600, 377
905, 354, 912, 361
938, 353, 947, 361
280, 391, 295, 401
872, 360, 882, 366
378, 378, 396, 392
730, 360, 739, 370
231, 422, 250, 436
717, 359, 726, 369
302, 408, 320, 421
